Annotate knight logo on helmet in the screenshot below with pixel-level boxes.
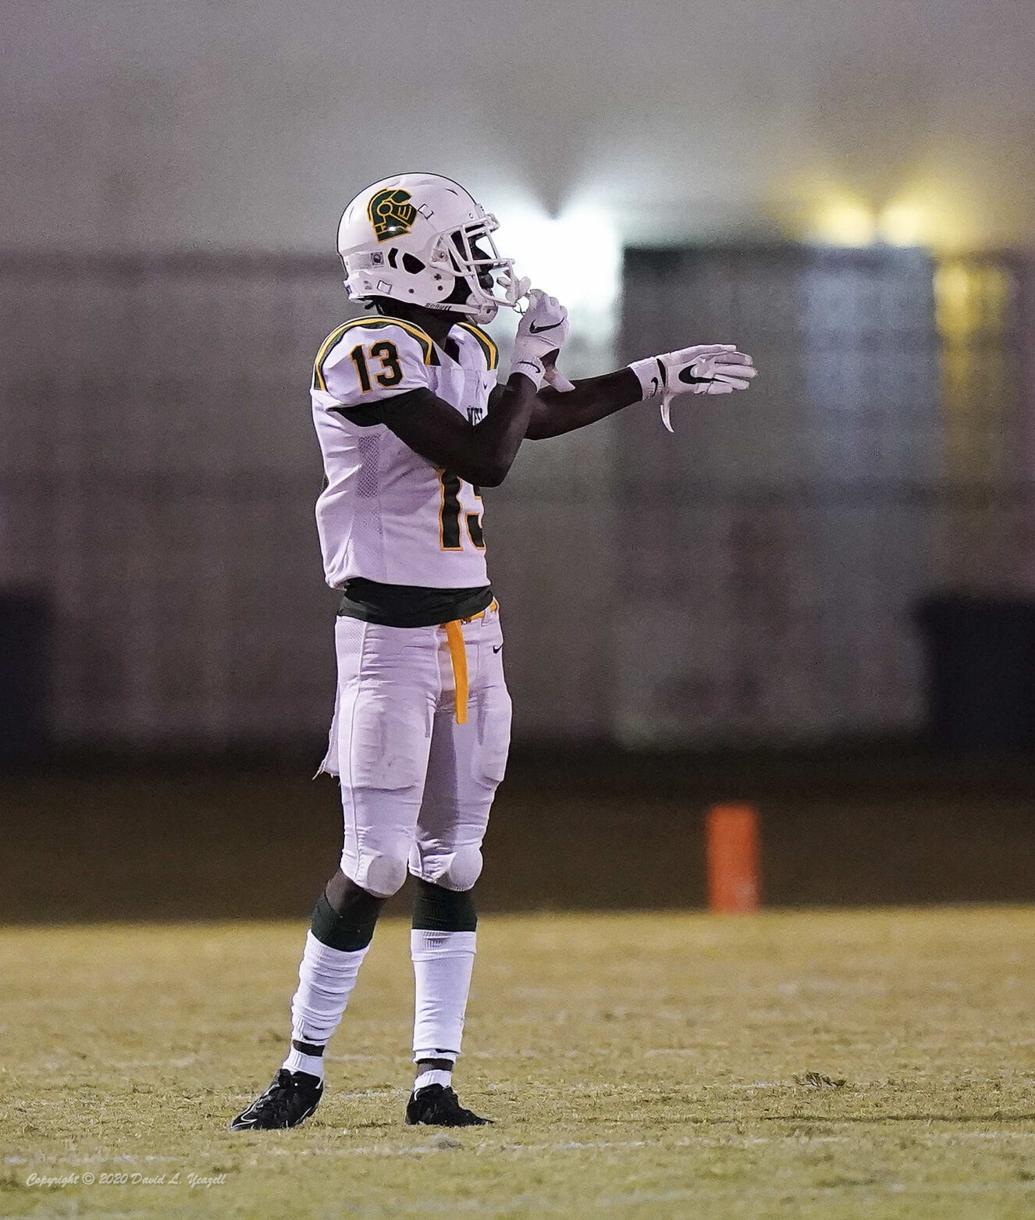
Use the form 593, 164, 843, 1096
367, 189, 418, 242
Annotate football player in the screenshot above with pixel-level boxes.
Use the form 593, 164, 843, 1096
230, 173, 756, 1131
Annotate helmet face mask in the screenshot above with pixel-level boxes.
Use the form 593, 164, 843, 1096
337, 174, 523, 324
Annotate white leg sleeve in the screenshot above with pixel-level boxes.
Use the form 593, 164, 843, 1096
290, 931, 371, 1046
411, 929, 477, 1062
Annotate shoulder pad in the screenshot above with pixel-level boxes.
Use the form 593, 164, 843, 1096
313, 315, 435, 391
454, 322, 499, 371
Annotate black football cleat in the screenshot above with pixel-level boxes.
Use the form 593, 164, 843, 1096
229, 1068, 324, 1131
405, 1083, 492, 1127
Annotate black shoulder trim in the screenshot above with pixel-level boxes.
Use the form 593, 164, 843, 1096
329, 386, 434, 427
329, 403, 384, 427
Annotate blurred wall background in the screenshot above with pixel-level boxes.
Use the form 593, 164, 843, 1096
2, 0, 1035, 754
5, 0, 1035, 254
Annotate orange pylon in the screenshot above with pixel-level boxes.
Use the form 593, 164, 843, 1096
706, 803, 761, 912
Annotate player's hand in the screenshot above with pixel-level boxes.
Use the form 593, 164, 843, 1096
662, 345, 756, 396
510, 289, 572, 390
629, 344, 757, 431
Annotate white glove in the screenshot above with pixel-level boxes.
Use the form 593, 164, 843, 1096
629, 344, 757, 431
509, 288, 573, 391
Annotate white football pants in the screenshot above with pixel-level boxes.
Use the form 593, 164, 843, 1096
318, 603, 512, 897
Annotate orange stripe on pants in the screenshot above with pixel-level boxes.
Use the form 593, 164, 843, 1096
443, 602, 497, 726
444, 621, 469, 725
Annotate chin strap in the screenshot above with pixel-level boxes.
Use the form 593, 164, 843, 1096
543, 365, 576, 392
497, 271, 531, 312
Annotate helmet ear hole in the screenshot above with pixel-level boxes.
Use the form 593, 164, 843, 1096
402, 253, 425, 274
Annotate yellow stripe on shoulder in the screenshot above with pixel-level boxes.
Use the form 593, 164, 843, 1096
456, 322, 499, 371
313, 320, 356, 391
374, 317, 435, 365
312, 315, 434, 391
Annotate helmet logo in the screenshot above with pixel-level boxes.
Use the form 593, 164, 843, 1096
367, 189, 418, 242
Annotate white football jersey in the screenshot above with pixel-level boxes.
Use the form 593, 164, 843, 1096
311, 315, 500, 589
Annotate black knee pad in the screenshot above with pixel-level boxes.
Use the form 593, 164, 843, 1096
310, 890, 382, 951
412, 879, 477, 933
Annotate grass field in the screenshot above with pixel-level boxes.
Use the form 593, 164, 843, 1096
2, 908, 1034, 1219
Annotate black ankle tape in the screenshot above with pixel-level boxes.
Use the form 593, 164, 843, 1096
412, 879, 477, 932
310, 892, 380, 951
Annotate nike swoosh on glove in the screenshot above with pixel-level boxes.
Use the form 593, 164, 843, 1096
509, 288, 573, 391
629, 345, 758, 431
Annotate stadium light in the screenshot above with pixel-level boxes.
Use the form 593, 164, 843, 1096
498, 198, 620, 339
808, 187, 969, 252
877, 199, 931, 248
808, 192, 878, 247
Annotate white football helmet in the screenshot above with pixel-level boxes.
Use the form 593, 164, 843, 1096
336, 173, 527, 324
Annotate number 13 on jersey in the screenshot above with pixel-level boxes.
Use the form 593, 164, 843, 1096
439, 470, 485, 551
350, 340, 403, 391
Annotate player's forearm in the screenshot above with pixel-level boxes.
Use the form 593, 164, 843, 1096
525, 368, 643, 440
385, 375, 540, 487
467, 371, 542, 484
